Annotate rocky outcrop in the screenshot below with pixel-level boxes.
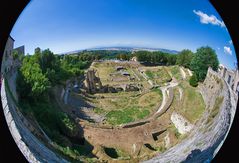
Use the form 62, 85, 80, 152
145, 67, 237, 163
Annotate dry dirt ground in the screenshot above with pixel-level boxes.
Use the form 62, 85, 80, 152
80, 117, 172, 160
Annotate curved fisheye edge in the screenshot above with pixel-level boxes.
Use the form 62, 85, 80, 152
205, 1, 238, 158
1, 0, 238, 162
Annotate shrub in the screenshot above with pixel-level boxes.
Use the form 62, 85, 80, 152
59, 113, 78, 137
189, 73, 198, 87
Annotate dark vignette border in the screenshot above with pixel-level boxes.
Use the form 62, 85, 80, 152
0, 1, 30, 162
0, 0, 238, 162
210, 0, 239, 162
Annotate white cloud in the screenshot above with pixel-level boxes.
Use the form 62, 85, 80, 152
193, 10, 225, 28
224, 46, 232, 55
229, 40, 233, 44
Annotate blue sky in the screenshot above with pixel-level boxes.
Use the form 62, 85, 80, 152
11, 0, 237, 69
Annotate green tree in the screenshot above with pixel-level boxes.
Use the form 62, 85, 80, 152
58, 113, 78, 137
166, 54, 177, 65
20, 56, 51, 98
40, 49, 56, 73
190, 46, 219, 82
189, 73, 198, 87
16, 69, 31, 99
34, 47, 41, 54
176, 49, 193, 68
116, 54, 129, 60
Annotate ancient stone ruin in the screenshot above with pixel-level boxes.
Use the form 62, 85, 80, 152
84, 68, 141, 94
84, 69, 102, 93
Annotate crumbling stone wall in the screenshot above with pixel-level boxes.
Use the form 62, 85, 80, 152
145, 67, 237, 163
85, 69, 102, 93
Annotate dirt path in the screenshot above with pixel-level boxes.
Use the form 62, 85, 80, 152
180, 67, 186, 79
81, 118, 170, 158
156, 82, 178, 114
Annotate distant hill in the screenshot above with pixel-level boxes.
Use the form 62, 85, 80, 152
88, 46, 180, 54
58, 46, 180, 55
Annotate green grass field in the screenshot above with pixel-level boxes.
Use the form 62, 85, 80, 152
144, 66, 172, 85
91, 88, 162, 125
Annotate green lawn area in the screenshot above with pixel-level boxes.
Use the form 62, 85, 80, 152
92, 88, 162, 125
144, 66, 172, 85
145, 70, 154, 79
173, 81, 205, 123
106, 107, 150, 125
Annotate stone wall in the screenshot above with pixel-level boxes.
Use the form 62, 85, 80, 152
145, 67, 237, 163
1, 79, 69, 163
1, 36, 14, 74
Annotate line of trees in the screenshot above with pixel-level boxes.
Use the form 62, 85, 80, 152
134, 46, 219, 86
135, 51, 177, 65
75, 50, 131, 60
